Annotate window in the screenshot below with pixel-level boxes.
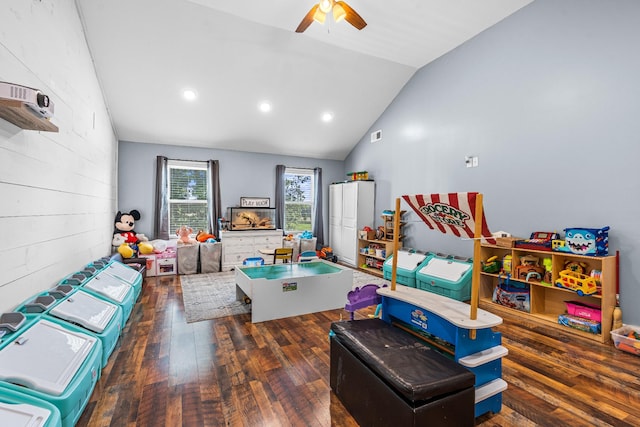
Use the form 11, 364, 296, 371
284, 167, 314, 233
168, 160, 209, 235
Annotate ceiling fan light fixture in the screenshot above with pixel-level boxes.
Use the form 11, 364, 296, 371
318, 0, 333, 14
295, 0, 366, 33
312, 8, 326, 24
333, 3, 346, 22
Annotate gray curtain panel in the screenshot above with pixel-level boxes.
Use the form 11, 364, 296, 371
275, 164, 285, 230
154, 155, 169, 240
313, 167, 324, 246
207, 160, 222, 238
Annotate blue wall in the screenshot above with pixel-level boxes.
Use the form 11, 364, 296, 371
118, 141, 344, 244
345, 0, 640, 324
118, 0, 640, 324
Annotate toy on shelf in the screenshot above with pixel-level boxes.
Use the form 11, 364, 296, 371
347, 171, 369, 181
492, 274, 530, 312
514, 231, 559, 251
358, 226, 375, 240
502, 254, 512, 274
558, 313, 601, 334
541, 258, 553, 285
482, 256, 501, 274
564, 260, 588, 274
554, 227, 610, 256
380, 210, 406, 242
555, 270, 599, 296
514, 255, 545, 282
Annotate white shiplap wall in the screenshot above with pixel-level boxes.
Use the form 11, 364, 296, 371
0, 0, 118, 312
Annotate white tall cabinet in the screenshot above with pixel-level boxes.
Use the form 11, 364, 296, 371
329, 181, 375, 266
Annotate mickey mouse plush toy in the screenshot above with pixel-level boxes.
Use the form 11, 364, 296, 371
112, 210, 148, 258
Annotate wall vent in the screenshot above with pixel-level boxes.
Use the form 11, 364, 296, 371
370, 129, 382, 143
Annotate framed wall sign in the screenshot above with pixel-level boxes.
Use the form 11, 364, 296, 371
240, 197, 270, 208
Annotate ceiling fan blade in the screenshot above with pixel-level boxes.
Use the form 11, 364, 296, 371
296, 4, 319, 33
337, 1, 367, 30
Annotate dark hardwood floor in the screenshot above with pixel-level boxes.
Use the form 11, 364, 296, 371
78, 273, 640, 426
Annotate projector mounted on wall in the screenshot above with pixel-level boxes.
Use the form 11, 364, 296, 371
0, 81, 55, 118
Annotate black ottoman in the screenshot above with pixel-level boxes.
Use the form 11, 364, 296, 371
330, 319, 475, 427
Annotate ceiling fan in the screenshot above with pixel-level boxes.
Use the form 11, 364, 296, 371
295, 0, 367, 33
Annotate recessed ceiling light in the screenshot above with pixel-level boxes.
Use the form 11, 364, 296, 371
183, 89, 197, 101
259, 101, 272, 113
322, 112, 334, 122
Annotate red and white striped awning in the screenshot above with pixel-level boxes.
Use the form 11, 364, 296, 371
402, 192, 495, 244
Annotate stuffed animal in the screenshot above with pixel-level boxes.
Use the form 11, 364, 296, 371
150, 239, 168, 254
176, 225, 197, 245
112, 210, 148, 257
195, 230, 216, 243
138, 241, 155, 254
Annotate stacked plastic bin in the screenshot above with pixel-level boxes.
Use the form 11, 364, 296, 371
0, 257, 144, 426
0, 386, 62, 427
0, 312, 102, 427
383, 250, 430, 287
415, 254, 474, 301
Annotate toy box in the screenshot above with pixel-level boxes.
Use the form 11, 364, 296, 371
416, 254, 473, 301
383, 250, 429, 288
611, 325, 640, 356
554, 227, 610, 256
200, 242, 221, 273
177, 244, 199, 275
492, 281, 530, 312
358, 230, 376, 240
495, 236, 521, 248
299, 237, 317, 254
564, 300, 602, 322
558, 313, 601, 334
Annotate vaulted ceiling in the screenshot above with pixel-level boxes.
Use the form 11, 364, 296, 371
76, 0, 534, 160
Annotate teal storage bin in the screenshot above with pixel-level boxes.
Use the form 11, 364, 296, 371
0, 317, 102, 427
101, 261, 144, 302
81, 269, 135, 324
0, 387, 62, 427
47, 289, 124, 368
416, 254, 473, 301
383, 250, 430, 287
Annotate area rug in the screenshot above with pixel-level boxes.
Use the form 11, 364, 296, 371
179, 268, 390, 324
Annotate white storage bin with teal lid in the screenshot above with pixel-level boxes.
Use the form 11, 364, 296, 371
47, 288, 124, 368
81, 269, 135, 324
0, 387, 62, 427
0, 317, 102, 427
101, 260, 143, 301
383, 250, 430, 287
415, 254, 474, 301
